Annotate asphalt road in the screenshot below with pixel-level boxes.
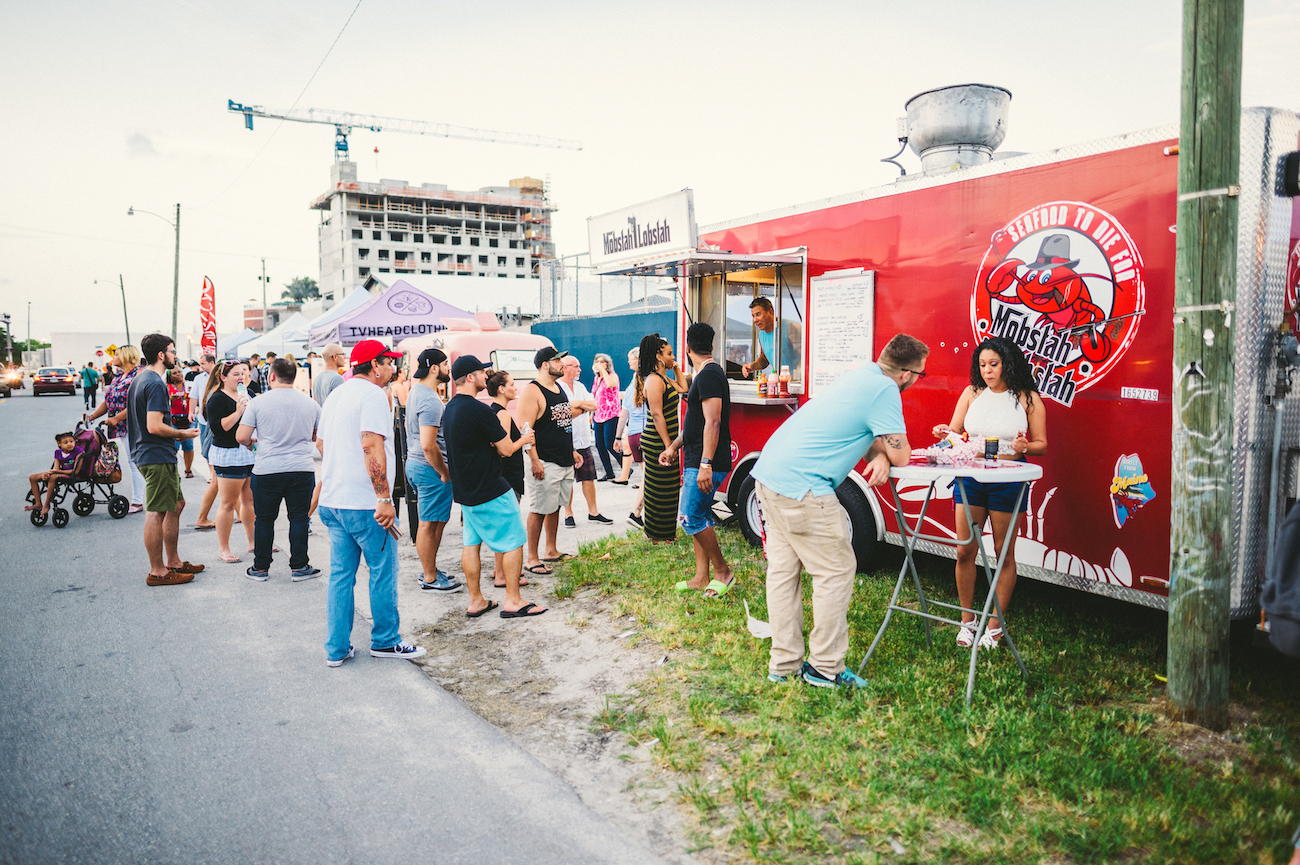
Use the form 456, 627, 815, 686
0, 384, 662, 865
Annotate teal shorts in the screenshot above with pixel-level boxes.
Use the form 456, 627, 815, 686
462, 490, 527, 553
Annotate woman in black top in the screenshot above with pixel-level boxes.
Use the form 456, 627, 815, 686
203, 360, 255, 564
487, 370, 532, 588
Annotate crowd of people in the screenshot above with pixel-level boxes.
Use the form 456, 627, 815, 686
31, 321, 1056, 688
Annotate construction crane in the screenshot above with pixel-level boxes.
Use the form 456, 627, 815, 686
227, 99, 582, 161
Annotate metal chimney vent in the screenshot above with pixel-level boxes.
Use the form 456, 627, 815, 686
905, 84, 1012, 173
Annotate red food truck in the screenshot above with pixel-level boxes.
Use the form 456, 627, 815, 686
590, 85, 1300, 617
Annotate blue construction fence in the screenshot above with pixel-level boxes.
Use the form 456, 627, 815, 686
532, 311, 677, 392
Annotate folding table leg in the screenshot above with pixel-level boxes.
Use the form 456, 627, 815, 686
859, 479, 936, 671
963, 480, 1030, 706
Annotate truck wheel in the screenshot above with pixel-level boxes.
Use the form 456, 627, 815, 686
735, 474, 763, 549
836, 480, 882, 574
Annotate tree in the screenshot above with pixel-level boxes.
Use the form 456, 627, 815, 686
282, 277, 321, 303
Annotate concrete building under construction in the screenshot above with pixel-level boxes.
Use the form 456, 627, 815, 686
311, 161, 554, 306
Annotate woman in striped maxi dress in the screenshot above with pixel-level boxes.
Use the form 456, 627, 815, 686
638, 333, 688, 542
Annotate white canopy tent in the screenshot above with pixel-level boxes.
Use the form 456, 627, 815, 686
302, 285, 376, 346
217, 328, 259, 359
238, 313, 313, 358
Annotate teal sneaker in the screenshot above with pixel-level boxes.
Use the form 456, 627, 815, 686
801, 661, 867, 690
767, 672, 790, 683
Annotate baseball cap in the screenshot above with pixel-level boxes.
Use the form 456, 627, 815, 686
533, 346, 569, 369
450, 354, 492, 380
349, 339, 403, 367
412, 348, 448, 379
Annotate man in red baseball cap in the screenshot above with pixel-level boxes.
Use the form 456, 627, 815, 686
316, 338, 426, 667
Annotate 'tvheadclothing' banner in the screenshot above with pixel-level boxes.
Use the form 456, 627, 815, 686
200, 276, 217, 356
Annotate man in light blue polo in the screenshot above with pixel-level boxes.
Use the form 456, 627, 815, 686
751, 333, 928, 690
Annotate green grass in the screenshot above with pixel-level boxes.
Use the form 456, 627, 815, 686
557, 525, 1300, 864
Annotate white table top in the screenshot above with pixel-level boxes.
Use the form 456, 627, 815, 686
890, 460, 1043, 483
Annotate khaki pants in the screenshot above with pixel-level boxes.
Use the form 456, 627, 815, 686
757, 481, 856, 677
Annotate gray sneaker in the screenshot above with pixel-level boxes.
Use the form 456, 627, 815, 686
421, 573, 465, 593
245, 566, 269, 582
290, 566, 321, 582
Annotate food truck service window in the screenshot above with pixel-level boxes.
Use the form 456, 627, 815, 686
491, 350, 540, 383
712, 264, 805, 391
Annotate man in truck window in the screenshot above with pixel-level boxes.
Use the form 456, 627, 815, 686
740, 297, 801, 380
750, 333, 928, 690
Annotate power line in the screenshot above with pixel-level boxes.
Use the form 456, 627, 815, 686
196, 0, 365, 208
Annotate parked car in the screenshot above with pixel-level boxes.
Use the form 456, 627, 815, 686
0, 365, 19, 398
33, 366, 77, 396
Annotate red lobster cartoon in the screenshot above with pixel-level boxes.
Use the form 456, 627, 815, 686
985, 232, 1120, 364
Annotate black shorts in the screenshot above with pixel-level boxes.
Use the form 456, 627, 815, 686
574, 447, 597, 482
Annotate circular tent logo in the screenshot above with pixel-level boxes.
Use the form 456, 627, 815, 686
387, 290, 433, 316
970, 201, 1146, 406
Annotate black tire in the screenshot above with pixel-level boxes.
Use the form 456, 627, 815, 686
73, 494, 95, 516
108, 495, 129, 519
30, 508, 48, 527
52, 508, 70, 528
735, 474, 763, 549
836, 480, 883, 574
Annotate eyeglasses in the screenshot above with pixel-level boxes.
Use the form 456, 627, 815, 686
901, 368, 927, 379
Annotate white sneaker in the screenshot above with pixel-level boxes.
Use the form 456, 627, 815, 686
370, 642, 427, 660
326, 646, 355, 668
956, 622, 976, 648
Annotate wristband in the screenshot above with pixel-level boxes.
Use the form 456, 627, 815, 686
376, 497, 392, 505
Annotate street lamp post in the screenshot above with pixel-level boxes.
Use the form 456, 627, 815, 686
186, 335, 195, 360
256, 258, 271, 333
128, 204, 181, 339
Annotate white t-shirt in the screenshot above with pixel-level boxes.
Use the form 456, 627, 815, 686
318, 377, 395, 510
559, 380, 594, 449
188, 371, 210, 423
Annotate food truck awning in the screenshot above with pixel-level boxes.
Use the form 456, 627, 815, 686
593, 249, 804, 278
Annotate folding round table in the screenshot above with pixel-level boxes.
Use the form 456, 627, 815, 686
858, 460, 1041, 705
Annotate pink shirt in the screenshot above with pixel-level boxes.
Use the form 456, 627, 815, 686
593, 374, 621, 423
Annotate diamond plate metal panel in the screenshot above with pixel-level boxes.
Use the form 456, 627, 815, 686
1230, 108, 1300, 618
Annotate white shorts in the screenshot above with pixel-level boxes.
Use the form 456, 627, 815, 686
525, 460, 575, 515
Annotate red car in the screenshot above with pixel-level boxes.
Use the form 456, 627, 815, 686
33, 366, 77, 396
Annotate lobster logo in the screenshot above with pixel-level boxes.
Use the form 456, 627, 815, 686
971, 202, 1146, 406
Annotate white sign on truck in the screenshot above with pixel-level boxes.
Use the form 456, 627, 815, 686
587, 189, 697, 272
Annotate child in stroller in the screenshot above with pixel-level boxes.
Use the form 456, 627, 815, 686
26, 432, 84, 517
26, 423, 130, 527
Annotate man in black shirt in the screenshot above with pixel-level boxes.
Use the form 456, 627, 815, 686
660, 322, 734, 598
442, 355, 545, 619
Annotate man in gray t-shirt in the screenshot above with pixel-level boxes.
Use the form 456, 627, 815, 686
404, 348, 460, 592
236, 358, 323, 580
313, 343, 346, 406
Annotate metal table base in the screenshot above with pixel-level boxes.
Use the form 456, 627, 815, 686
858, 464, 1038, 706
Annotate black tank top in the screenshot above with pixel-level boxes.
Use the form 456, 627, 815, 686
530, 380, 574, 466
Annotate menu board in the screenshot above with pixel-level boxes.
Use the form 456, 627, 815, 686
809, 269, 875, 396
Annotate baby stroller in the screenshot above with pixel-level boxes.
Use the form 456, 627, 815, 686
28, 421, 130, 527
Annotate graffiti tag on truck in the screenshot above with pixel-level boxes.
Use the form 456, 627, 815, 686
970, 201, 1146, 406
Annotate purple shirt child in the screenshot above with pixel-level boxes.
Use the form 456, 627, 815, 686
55, 446, 85, 473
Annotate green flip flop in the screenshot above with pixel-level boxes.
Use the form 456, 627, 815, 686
674, 581, 696, 593
704, 578, 734, 598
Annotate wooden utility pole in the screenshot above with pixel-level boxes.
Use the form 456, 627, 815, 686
1167, 0, 1244, 732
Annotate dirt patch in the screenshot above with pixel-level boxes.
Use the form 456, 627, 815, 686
409, 580, 717, 865
1115, 698, 1260, 770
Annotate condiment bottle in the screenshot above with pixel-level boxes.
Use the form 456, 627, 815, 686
984, 436, 999, 460
778, 365, 791, 397
768, 373, 779, 398
757, 368, 766, 397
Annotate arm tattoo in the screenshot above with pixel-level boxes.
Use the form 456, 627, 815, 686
883, 434, 905, 450
361, 432, 390, 497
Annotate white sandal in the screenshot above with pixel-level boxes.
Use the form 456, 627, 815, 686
956, 621, 976, 648
978, 626, 1003, 650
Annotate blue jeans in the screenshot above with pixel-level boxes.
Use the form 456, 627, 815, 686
251, 471, 314, 571
319, 506, 400, 661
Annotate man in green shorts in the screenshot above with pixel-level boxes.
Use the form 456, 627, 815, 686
128, 333, 204, 586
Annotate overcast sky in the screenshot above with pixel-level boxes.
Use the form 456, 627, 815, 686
1, 0, 1297, 344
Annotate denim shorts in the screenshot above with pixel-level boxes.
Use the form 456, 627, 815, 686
462, 490, 528, 553
213, 464, 253, 480
199, 422, 213, 460
405, 459, 453, 523
679, 467, 729, 536
952, 478, 1029, 513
